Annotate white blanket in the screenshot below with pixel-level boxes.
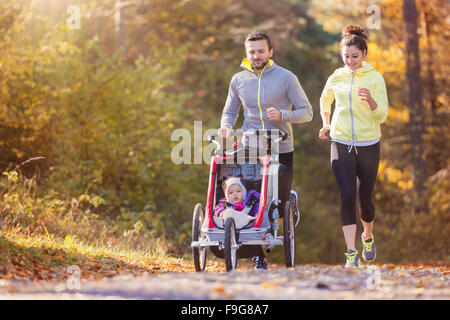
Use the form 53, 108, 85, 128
213, 208, 256, 229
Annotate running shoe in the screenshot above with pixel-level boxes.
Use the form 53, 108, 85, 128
344, 250, 359, 268
253, 255, 268, 270
361, 233, 376, 262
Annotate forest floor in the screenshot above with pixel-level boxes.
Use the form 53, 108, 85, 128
0, 230, 449, 300
0, 261, 449, 300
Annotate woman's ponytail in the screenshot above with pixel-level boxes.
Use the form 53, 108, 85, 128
340, 24, 369, 54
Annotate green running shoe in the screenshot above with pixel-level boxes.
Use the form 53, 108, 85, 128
344, 250, 359, 268
361, 233, 376, 262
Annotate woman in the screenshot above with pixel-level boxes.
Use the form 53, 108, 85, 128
319, 25, 388, 267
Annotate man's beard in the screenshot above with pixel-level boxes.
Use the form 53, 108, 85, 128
251, 58, 269, 70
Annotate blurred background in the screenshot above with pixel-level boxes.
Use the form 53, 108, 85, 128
0, 0, 448, 264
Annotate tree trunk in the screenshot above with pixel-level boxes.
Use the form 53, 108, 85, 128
402, 0, 426, 213
115, 0, 127, 49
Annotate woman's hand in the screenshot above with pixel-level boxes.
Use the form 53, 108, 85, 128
319, 125, 330, 140
358, 88, 377, 111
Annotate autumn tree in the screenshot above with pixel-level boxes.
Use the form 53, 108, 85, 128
402, 0, 427, 213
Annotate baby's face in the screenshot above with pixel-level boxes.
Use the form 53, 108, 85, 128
226, 184, 244, 204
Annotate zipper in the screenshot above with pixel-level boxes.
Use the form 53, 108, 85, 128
348, 71, 358, 154
257, 65, 267, 130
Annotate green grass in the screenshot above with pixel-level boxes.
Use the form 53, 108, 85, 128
0, 229, 195, 281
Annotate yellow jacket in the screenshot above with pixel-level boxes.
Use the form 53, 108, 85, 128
320, 62, 388, 143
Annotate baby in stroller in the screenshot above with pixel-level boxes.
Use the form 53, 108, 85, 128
213, 177, 260, 229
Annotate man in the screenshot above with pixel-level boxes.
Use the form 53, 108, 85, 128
218, 31, 313, 269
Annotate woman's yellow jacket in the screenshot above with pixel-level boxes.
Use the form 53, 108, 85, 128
320, 62, 388, 143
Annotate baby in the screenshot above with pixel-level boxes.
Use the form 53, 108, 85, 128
214, 177, 260, 218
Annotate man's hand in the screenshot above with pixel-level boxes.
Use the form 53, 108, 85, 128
266, 107, 282, 121
218, 127, 233, 138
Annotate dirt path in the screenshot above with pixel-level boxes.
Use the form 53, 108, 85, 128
0, 263, 448, 300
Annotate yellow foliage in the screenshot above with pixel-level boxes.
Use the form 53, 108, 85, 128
367, 43, 405, 75
378, 160, 412, 191
388, 107, 409, 123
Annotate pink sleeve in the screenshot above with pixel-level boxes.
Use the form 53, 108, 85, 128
214, 202, 226, 217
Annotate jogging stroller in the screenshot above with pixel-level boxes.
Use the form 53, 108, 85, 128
191, 129, 299, 272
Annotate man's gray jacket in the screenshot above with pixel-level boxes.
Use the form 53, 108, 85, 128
221, 58, 313, 153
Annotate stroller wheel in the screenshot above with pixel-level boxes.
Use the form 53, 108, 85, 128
283, 200, 296, 268
224, 217, 238, 272
192, 203, 207, 272
290, 190, 300, 227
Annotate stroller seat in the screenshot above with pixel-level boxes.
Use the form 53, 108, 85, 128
213, 161, 263, 229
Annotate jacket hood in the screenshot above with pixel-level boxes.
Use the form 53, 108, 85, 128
339, 61, 375, 76
240, 57, 276, 74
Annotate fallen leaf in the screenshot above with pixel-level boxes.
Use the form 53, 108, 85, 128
260, 282, 279, 290
213, 285, 225, 292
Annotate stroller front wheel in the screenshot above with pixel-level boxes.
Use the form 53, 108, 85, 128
283, 200, 295, 268
192, 203, 207, 272
224, 217, 238, 272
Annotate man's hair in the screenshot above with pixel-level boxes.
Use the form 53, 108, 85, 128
244, 31, 273, 50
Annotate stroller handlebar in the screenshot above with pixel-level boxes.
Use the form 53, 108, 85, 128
209, 129, 288, 142
208, 129, 288, 155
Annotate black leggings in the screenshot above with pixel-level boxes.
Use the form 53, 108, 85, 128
331, 142, 380, 226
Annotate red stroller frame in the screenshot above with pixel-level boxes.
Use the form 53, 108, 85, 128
191, 129, 297, 272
